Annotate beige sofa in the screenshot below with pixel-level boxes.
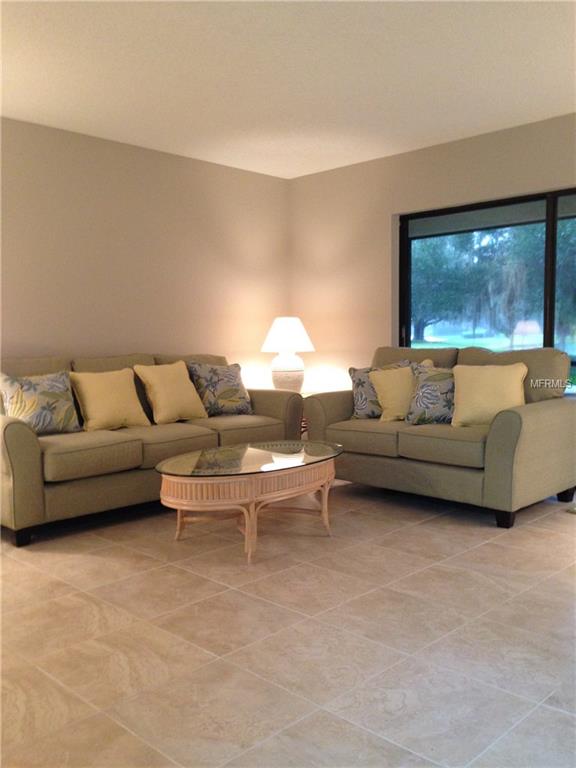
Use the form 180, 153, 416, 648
1, 353, 303, 545
305, 346, 576, 528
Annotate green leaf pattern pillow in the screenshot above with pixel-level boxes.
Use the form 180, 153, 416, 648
1, 371, 81, 434
350, 361, 430, 419
406, 368, 455, 425
187, 362, 252, 416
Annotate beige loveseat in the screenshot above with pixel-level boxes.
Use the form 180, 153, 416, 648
305, 346, 576, 528
1, 353, 303, 545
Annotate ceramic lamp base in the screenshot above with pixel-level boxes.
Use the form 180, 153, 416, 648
271, 353, 305, 392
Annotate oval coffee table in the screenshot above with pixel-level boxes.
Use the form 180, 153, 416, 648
156, 440, 342, 563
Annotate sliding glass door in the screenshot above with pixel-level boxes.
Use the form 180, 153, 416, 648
555, 194, 576, 369
399, 188, 575, 390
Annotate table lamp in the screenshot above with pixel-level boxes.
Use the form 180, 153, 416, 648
261, 316, 315, 392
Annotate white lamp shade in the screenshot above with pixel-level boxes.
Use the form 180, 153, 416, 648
261, 317, 315, 353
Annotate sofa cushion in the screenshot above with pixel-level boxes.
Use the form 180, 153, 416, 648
1, 371, 81, 435
452, 363, 527, 427
457, 347, 570, 403
406, 367, 455, 425
121, 423, 218, 468
372, 346, 459, 369
188, 414, 284, 446
325, 419, 413, 457
187, 361, 252, 416
70, 369, 151, 431
369, 367, 415, 423
398, 424, 489, 469
39, 431, 143, 482
134, 362, 207, 424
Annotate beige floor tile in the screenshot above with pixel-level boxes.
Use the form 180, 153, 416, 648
228, 619, 404, 705
260, 507, 334, 532
124, 532, 237, 562
389, 564, 514, 617
507, 500, 563, 526
482, 581, 576, 643
93, 512, 181, 542
471, 705, 576, 768
337, 486, 446, 519
321, 509, 418, 540
530, 508, 576, 535
407, 512, 503, 540
430, 507, 511, 531
375, 524, 489, 562
311, 543, 436, 586
444, 541, 576, 592
2, 665, 95, 750
1, 650, 29, 672
1, 555, 76, 612
320, 587, 466, 653
2, 592, 135, 661
109, 660, 314, 768
545, 675, 576, 715
541, 563, 576, 594
89, 564, 227, 619
241, 563, 375, 616
492, 524, 576, 558
3, 712, 176, 767
356, 501, 444, 524
7, 544, 162, 590
419, 618, 573, 701
224, 710, 433, 767
177, 543, 301, 587
37, 621, 215, 708
249, 531, 354, 562
154, 589, 303, 655
7, 529, 111, 558
327, 657, 533, 768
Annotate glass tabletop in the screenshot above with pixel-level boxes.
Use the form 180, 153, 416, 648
156, 440, 342, 478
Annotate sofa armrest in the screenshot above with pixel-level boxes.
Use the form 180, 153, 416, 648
304, 391, 354, 441
484, 398, 576, 512
248, 389, 304, 441
1, 416, 45, 530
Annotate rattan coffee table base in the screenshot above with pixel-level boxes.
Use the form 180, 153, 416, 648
160, 459, 335, 562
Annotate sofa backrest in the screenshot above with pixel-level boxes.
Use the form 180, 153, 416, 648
155, 353, 228, 366
371, 346, 459, 369
457, 347, 570, 403
0, 352, 229, 418
1, 356, 72, 377
72, 353, 155, 372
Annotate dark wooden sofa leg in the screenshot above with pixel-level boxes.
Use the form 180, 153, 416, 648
11, 528, 32, 547
495, 511, 516, 529
557, 487, 575, 503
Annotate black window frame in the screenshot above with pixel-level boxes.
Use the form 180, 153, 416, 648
399, 188, 576, 372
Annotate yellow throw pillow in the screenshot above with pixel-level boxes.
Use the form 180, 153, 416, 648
369, 366, 415, 422
70, 368, 150, 431
134, 361, 207, 424
452, 363, 528, 426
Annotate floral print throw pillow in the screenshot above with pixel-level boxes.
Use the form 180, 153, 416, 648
406, 367, 455, 425
349, 360, 431, 419
0, 371, 81, 434
187, 362, 252, 416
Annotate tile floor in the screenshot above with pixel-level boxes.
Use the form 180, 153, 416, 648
1, 483, 575, 767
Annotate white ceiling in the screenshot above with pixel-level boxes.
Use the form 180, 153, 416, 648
3, 2, 575, 178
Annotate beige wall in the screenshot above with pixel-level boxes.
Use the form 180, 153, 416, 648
2, 115, 575, 390
1, 119, 289, 386
289, 114, 576, 390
